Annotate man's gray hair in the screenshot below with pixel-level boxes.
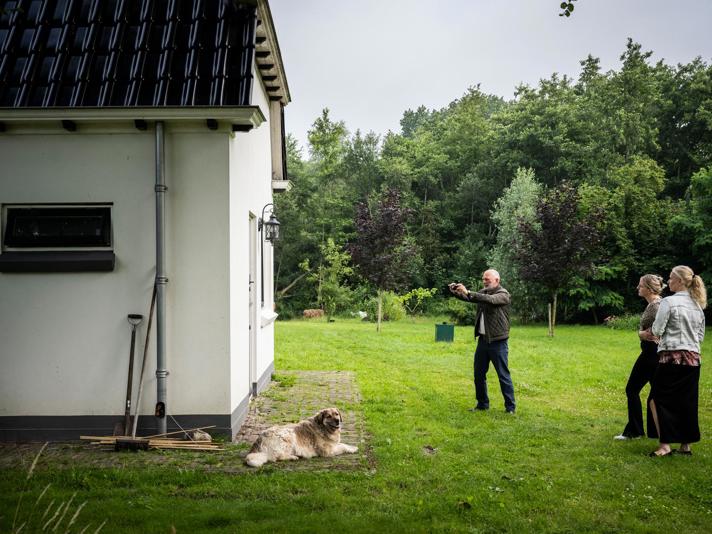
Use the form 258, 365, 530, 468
484, 269, 500, 281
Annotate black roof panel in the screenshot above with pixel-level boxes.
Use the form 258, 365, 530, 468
0, 0, 256, 108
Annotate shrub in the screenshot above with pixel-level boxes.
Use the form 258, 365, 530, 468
275, 301, 303, 320
446, 298, 476, 326
419, 293, 452, 316
364, 291, 406, 322
397, 287, 438, 315
603, 314, 639, 331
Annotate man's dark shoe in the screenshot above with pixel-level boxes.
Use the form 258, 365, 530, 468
505, 408, 516, 414
468, 405, 489, 412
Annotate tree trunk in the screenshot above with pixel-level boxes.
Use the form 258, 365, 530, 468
377, 290, 383, 333
316, 264, 323, 307
552, 292, 557, 336
277, 269, 310, 300
420, 189, 428, 227
547, 302, 553, 337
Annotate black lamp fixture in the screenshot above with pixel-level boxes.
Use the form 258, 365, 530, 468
258, 203, 280, 306
259, 203, 281, 243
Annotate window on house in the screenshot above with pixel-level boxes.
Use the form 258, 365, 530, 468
0, 204, 115, 272
4, 206, 112, 248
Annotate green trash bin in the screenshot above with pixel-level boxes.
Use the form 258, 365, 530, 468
435, 322, 454, 342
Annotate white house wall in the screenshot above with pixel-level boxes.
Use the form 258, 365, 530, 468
164, 132, 231, 416
228, 66, 276, 417
0, 133, 158, 416
0, 129, 240, 427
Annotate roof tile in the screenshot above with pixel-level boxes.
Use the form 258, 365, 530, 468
0, 0, 256, 108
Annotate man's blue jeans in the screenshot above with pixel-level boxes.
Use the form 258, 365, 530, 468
474, 337, 515, 411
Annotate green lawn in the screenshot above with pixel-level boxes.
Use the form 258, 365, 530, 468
1, 319, 711, 533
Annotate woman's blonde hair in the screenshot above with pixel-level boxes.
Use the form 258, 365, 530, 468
671, 265, 707, 309
640, 274, 665, 296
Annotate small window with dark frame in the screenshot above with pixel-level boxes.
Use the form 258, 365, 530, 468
3, 206, 112, 249
0, 204, 115, 273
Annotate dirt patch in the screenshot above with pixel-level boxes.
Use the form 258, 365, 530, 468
0, 371, 371, 474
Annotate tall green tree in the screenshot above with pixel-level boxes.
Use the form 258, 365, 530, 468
342, 130, 383, 202
657, 58, 712, 197
669, 166, 712, 281
307, 238, 354, 319
574, 156, 676, 320
488, 167, 545, 321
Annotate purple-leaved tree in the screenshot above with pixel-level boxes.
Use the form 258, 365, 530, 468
350, 188, 418, 332
514, 181, 603, 336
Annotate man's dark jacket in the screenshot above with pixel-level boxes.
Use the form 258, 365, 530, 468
458, 285, 511, 343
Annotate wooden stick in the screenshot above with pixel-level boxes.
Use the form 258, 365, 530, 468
84, 439, 214, 448
81, 434, 223, 451
143, 425, 217, 439
82, 425, 216, 441
150, 445, 223, 450
156, 442, 219, 446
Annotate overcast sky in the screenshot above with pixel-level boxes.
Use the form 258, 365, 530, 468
269, 0, 712, 153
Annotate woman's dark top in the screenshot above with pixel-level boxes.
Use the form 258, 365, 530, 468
639, 298, 661, 357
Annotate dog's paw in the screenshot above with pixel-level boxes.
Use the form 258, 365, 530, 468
344, 444, 358, 454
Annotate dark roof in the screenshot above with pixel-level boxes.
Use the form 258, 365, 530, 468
0, 0, 258, 108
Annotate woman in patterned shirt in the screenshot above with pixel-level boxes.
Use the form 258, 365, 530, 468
648, 266, 707, 457
614, 274, 665, 441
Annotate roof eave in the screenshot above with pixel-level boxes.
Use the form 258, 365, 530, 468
0, 106, 266, 129
255, 0, 291, 106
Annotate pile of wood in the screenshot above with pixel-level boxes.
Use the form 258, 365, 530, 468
80, 426, 224, 452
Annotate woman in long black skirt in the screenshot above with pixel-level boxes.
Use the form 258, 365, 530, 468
648, 266, 707, 457
614, 274, 664, 440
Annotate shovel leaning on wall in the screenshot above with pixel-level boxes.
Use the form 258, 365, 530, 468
122, 314, 144, 435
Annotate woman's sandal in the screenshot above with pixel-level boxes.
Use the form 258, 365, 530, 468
648, 448, 673, 457
674, 449, 692, 456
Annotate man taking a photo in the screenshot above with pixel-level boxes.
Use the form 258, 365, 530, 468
449, 269, 515, 414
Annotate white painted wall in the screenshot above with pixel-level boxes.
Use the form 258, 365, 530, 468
164, 132, 231, 415
253, 66, 277, 389
228, 66, 276, 413
0, 127, 249, 419
0, 133, 156, 416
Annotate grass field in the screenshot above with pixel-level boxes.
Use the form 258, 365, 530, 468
1, 318, 711, 533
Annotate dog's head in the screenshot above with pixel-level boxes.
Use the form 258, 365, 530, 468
314, 407, 342, 432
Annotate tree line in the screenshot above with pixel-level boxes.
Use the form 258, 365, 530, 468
274, 40, 712, 327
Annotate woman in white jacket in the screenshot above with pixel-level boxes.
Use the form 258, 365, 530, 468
648, 266, 707, 457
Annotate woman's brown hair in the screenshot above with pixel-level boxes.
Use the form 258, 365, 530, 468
639, 274, 665, 296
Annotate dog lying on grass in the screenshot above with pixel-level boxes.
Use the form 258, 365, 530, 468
245, 407, 358, 467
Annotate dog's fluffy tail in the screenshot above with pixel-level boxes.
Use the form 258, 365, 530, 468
245, 451, 268, 467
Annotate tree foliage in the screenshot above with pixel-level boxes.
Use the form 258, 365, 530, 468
350, 189, 419, 330
514, 182, 603, 335
488, 167, 545, 321
307, 238, 354, 319
274, 42, 712, 327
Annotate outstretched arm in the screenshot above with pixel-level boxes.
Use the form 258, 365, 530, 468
467, 290, 510, 306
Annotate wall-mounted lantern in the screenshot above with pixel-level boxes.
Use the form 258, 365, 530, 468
258, 203, 280, 306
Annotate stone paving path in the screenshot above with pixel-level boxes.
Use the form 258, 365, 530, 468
234, 370, 368, 471
0, 371, 370, 474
